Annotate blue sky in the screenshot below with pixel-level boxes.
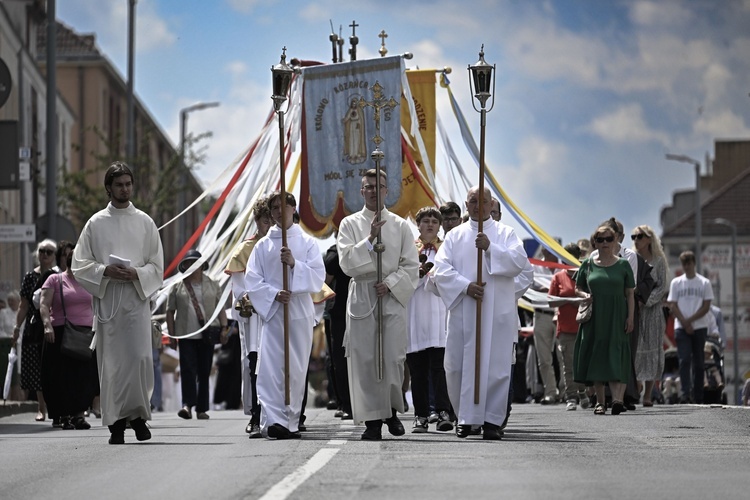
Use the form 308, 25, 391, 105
56, 0, 750, 248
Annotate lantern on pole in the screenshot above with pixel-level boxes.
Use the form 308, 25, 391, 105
271, 47, 294, 405
467, 45, 496, 404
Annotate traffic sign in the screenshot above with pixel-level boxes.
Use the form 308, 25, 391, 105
0, 224, 36, 243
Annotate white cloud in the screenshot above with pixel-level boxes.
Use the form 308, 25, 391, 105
586, 104, 669, 145
629, 0, 694, 27
226, 0, 278, 14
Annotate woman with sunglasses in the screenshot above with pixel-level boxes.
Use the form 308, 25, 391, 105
573, 225, 635, 415
631, 226, 669, 406
12, 239, 58, 421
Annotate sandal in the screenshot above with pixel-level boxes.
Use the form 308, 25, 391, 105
642, 400, 653, 407
594, 403, 606, 415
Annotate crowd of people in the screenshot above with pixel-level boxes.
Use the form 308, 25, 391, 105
2, 160, 746, 446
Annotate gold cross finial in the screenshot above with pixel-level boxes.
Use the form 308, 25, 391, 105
378, 30, 388, 57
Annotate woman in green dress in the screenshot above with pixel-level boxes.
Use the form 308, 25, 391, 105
574, 224, 635, 415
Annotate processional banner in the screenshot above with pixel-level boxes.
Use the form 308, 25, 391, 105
396, 70, 437, 220
299, 56, 404, 236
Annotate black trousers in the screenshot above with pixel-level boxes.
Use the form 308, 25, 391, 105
178, 339, 214, 412
328, 316, 352, 414
406, 347, 451, 418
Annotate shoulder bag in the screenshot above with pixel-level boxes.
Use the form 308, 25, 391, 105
58, 274, 95, 360
184, 281, 221, 345
576, 260, 593, 324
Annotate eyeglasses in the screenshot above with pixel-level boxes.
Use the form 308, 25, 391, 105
38, 249, 55, 256
362, 184, 386, 192
631, 233, 648, 240
444, 216, 461, 223
595, 236, 615, 244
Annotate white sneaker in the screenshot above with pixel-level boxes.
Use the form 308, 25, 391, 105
566, 399, 577, 411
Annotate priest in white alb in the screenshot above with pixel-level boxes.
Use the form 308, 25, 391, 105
432, 185, 532, 440
337, 169, 419, 441
72, 162, 164, 445
245, 192, 325, 440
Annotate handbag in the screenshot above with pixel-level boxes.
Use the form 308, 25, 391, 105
575, 259, 593, 324
184, 281, 222, 345
58, 274, 95, 360
576, 301, 592, 324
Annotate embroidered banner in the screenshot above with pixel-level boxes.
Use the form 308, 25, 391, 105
299, 56, 404, 236
394, 70, 437, 219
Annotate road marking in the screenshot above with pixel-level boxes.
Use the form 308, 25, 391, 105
326, 439, 347, 445
256, 448, 340, 500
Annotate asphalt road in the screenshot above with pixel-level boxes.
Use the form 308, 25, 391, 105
1, 402, 749, 500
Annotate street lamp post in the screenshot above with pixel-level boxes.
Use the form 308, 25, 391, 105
711, 218, 739, 404
271, 48, 294, 405
468, 45, 495, 404
665, 153, 702, 273
178, 101, 220, 246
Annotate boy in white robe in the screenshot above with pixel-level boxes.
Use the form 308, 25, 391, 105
72, 162, 164, 445
224, 197, 272, 438
245, 192, 325, 439
337, 169, 419, 441
433, 185, 532, 440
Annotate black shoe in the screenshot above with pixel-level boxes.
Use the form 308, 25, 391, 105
131, 418, 152, 441
288, 431, 302, 439
361, 420, 382, 441
177, 406, 192, 419
456, 424, 472, 438
245, 419, 254, 434
340, 412, 353, 420
52, 416, 63, 428
108, 418, 127, 444
267, 423, 291, 440
483, 423, 503, 441
108, 433, 125, 444
248, 423, 262, 439
327, 399, 338, 410
623, 400, 636, 411
73, 417, 91, 430
436, 411, 454, 432
384, 411, 405, 436
611, 401, 625, 416
61, 417, 75, 430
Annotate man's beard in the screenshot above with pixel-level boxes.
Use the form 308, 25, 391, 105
112, 193, 130, 204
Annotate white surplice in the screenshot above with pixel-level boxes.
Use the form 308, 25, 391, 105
245, 224, 324, 434
407, 242, 446, 353
72, 202, 164, 426
433, 218, 532, 427
337, 207, 419, 422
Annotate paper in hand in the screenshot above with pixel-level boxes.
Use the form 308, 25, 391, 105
108, 254, 132, 267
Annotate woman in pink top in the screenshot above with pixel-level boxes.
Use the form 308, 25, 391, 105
40, 242, 98, 430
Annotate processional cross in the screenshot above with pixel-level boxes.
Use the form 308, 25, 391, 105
358, 81, 398, 381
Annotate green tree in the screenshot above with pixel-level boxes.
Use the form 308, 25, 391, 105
59, 125, 210, 230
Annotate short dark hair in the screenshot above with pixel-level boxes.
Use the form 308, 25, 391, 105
267, 191, 296, 211
415, 206, 442, 224
56, 240, 74, 267
679, 251, 696, 266
563, 242, 581, 261
439, 201, 461, 217
104, 161, 134, 193
362, 168, 387, 186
